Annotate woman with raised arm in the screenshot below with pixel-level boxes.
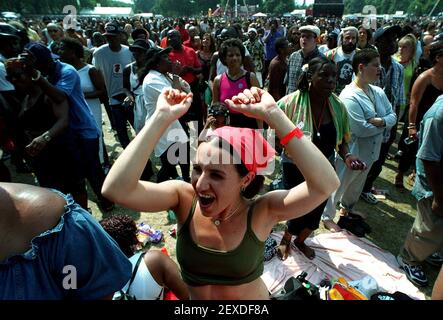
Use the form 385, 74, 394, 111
102, 87, 340, 300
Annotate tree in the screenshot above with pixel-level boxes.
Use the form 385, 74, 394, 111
262, 0, 294, 15
133, 0, 156, 13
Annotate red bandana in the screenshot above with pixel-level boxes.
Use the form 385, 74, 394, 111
207, 126, 276, 174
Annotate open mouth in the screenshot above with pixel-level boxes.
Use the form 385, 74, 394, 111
198, 194, 215, 208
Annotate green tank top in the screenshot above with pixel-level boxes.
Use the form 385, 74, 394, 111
176, 198, 265, 286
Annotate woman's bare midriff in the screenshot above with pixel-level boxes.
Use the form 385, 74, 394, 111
188, 277, 269, 300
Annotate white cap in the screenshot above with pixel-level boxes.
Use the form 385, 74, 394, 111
248, 27, 258, 34
299, 25, 320, 37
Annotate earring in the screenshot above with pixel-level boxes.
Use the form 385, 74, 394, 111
241, 186, 246, 192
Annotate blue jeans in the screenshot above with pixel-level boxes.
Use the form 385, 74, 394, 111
111, 103, 134, 149
0, 190, 131, 299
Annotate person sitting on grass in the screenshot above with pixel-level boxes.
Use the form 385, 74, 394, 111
102, 87, 339, 300
100, 215, 189, 300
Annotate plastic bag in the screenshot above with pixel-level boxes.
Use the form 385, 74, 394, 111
137, 223, 163, 245
348, 275, 379, 299
328, 277, 368, 300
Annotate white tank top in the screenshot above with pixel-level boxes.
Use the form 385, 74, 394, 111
130, 63, 143, 96
77, 64, 102, 130
123, 252, 164, 300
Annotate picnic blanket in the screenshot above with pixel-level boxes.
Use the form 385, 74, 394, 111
261, 231, 426, 300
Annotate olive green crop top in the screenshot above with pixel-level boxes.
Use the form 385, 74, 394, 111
176, 198, 265, 286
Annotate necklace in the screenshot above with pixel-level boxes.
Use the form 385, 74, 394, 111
311, 99, 329, 138
213, 202, 244, 226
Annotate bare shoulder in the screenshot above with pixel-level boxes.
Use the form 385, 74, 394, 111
0, 183, 66, 237
420, 69, 433, 82
172, 181, 196, 223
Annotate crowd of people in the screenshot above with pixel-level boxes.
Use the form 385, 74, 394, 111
0, 12, 443, 300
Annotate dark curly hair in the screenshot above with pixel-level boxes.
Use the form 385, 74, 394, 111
218, 38, 246, 66
100, 215, 138, 257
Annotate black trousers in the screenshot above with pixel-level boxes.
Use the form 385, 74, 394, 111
157, 143, 190, 183
283, 162, 328, 235
110, 103, 134, 149
362, 121, 398, 193
398, 122, 418, 173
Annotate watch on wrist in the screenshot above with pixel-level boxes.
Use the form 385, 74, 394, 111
42, 131, 52, 142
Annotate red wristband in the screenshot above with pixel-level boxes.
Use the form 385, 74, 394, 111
280, 127, 303, 145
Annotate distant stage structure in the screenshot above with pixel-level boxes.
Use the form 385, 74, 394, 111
312, 0, 345, 17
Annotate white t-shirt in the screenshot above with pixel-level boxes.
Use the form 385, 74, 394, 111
143, 70, 188, 157
92, 44, 133, 105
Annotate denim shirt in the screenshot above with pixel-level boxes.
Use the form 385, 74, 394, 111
0, 190, 132, 300
412, 95, 443, 201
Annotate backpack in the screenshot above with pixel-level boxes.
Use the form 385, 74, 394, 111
114, 252, 146, 300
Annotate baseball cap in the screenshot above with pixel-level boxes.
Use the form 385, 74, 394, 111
373, 25, 402, 41
0, 22, 19, 39
131, 28, 148, 41
218, 27, 238, 40
327, 30, 339, 39
130, 39, 150, 52
145, 46, 172, 68
104, 21, 122, 36
24, 42, 59, 61
299, 25, 320, 37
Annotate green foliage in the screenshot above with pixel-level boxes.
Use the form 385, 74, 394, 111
262, 0, 294, 15
133, 0, 156, 13
1, 0, 442, 16
344, 0, 443, 15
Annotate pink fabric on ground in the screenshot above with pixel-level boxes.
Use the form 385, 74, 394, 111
261, 231, 426, 300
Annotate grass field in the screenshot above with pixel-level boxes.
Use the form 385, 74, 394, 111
6, 118, 440, 299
